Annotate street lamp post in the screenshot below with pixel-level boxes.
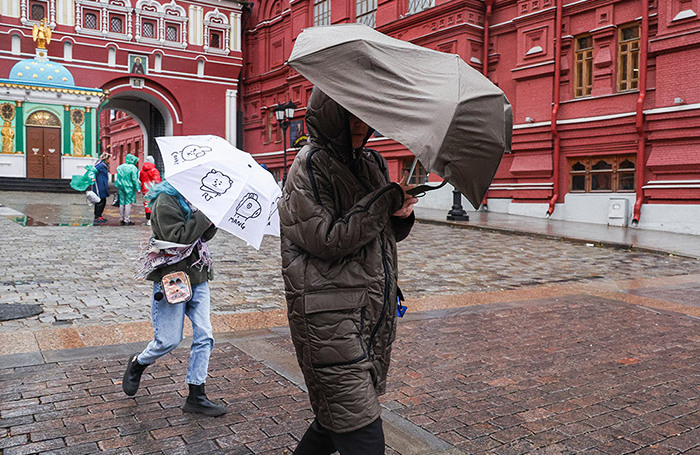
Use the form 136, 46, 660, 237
446, 189, 469, 221
273, 101, 297, 186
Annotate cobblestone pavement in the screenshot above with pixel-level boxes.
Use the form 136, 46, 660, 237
3, 191, 700, 454
2, 293, 700, 454
2, 191, 700, 332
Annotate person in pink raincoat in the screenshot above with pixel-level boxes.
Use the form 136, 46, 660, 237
139, 156, 162, 225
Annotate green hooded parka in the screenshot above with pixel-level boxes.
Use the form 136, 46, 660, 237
114, 154, 141, 205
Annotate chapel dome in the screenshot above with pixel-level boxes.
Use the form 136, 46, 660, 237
9, 58, 75, 87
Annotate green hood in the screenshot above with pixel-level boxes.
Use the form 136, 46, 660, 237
125, 154, 138, 165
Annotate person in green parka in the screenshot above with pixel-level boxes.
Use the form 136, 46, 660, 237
114, 153, 141, 226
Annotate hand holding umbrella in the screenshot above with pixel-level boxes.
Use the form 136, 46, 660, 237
393, 171, 419, 219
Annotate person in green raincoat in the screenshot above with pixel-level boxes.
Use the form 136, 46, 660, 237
114, 154, 141, 225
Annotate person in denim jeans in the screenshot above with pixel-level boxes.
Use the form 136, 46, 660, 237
122, 181, 226, 417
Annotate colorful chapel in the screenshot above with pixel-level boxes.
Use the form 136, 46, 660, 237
0, 19, 102, 181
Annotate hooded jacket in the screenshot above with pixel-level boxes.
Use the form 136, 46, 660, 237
279, 88, 414, 433
139, 161, 162, 196
115, 154, 141, 205
147, 193, 216, 285
94, 160, 110, 199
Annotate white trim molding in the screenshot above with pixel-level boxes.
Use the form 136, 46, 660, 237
643, 180, 700, 189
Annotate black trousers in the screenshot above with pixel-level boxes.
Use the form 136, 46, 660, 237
94, 198, 107, 218
293, 417, 385, 455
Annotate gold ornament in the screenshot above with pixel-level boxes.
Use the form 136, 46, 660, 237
0, 103, 15, 121
32, 18, 52, 50
72, 124, 84, 156
1, 120, 14, 154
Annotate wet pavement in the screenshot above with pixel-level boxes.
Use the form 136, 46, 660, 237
2, 191, 700, 454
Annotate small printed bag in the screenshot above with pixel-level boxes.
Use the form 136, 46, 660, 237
161, 271, 192, 304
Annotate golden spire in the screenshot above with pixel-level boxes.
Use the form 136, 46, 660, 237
32, 18, 52, 50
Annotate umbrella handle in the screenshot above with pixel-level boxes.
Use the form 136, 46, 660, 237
406, 180, 447, 197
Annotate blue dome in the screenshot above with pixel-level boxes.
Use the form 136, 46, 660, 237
9, 58, 75, 87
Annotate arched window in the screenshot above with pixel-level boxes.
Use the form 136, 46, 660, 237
162, 0, 187, 47
110, 16, 124, 33
27, 110, 61, 127
21, 0, 56, 25
63, 40, 73, 61
204, 8, 230, 54
12, 34, 21, 55
135, 0, 162, 42
31, 1, 47, 20
210, 31, 221, 48
84, 11, 98, 29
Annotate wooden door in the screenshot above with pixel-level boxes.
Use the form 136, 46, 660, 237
43, 128, 61, 178
26, 126, 45, 178
26, 126, 62, 179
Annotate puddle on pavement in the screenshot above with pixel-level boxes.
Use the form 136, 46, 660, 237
7, 215, 92, 227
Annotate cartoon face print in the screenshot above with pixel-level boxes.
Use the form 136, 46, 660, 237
228, 193, 262, 229
235, 193, 262, 220
200, 169, 233, 201
171, 145, 212, 165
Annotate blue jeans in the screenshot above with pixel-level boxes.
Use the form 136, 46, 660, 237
137, 281, 214, 385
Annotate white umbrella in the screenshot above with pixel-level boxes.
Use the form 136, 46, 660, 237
156, 135, 281, 249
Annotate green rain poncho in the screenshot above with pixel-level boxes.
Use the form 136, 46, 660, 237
114, 154, 141, 205
70, 165, 97, 192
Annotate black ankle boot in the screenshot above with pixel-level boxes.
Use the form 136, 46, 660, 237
122, 353, 148, 396
183, 383, 227, 417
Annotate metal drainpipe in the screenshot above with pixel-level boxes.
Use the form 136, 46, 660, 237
632, 0, 649, 224
546, 0, 562, 217
480, 0, 494, 210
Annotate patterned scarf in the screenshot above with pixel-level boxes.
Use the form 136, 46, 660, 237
135, 237, 212, 280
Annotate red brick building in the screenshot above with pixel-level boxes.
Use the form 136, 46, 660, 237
100, 110, 144, 170
241, 0, 700, 234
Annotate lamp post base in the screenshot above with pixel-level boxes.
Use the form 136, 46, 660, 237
446, 189, 469, 221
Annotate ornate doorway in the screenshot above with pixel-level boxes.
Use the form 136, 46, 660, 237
26, 110, 61, 179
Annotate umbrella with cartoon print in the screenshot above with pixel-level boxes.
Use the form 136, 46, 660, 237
156, 135, 281, 249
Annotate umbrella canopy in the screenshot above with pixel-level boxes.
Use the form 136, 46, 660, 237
288, 23, 512, 207
156, 135, 281, 249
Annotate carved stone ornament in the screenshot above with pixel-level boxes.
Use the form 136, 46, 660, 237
71, 109, 85, 126
0, 103, 15, 121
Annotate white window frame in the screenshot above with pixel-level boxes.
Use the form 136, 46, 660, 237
134, 0, 187, 48
204, 8, 230, 55
20, 0, 56, 26
75, 0, 134, 41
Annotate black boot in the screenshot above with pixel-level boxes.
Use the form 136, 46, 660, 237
183, 384, 227, 417
122, 353, 148, 396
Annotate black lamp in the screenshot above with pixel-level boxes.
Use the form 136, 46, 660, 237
274, 101, 297, 186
